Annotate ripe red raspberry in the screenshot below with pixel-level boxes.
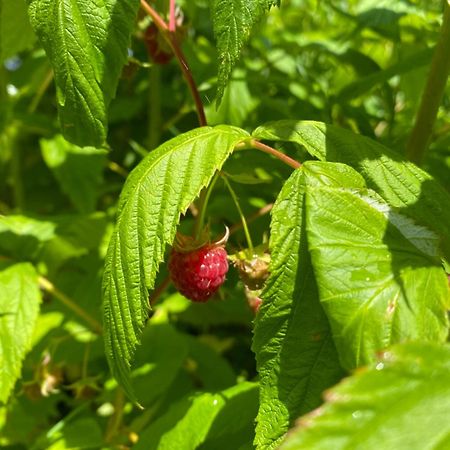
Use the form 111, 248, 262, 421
169, 244, 229, 302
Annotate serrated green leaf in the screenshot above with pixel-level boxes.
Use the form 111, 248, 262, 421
253, 168, 343, 450
304, 162, 449, 370
211, 0, 279, 105
40, 135, 106, 213
0, 263, 42, 403
252, 121, 450, 260
0, 0, 36, 62
27, 0, 140, 146
102, 125, 249, 403
280, 342, 450, 450
135, 382, 258, 450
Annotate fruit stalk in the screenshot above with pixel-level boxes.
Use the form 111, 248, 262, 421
194, 172, 219, 240
223, 176, 254, 253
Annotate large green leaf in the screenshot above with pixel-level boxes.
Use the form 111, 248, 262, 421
252, 120, 450, 260
210, 0, 279, 105
0, 263, 42, 403
280, 342, 450, 450
27, 0, 140, 146
135, 382, 258, 450
0, 0, 36, 62
304, 161, 449, 370
253, 169, 343, 450
102, 126, 249, 403
40, 135, 106, 213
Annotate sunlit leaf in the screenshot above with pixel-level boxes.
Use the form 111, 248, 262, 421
27, 0, 140, 146
135, 382, 258, 450
252, 121, 450, 260
0, 263, 41, 403
304, 161, 449, 369
211, 0, 280, 105
102, 126, 248, 403
280, 342, 450, 450
253, 168, 343, 450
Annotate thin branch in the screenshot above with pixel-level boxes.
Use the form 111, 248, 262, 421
141, 0, 168, 30
194, 172, 219, 239
108, 161, 129, 178
28, 69, 54, 114
229, 203, 273, 235
223, 176, 254, 252
140, 0, 207, 127
406, 1, 450, 164
38, 276, 103, 334
250, 139, 302, 169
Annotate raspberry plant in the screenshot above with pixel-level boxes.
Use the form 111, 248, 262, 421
1, 0, 450, 449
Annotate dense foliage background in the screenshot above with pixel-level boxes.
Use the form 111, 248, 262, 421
0, 0, 449, 449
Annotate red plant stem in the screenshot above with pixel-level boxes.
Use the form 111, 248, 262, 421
169, 0, 176, 32
141, 0, 168, 30
250, 139, 301, 169
140, 0, 207, 127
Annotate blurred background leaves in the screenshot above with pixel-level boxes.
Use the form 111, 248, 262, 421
0, 0, 449, 448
